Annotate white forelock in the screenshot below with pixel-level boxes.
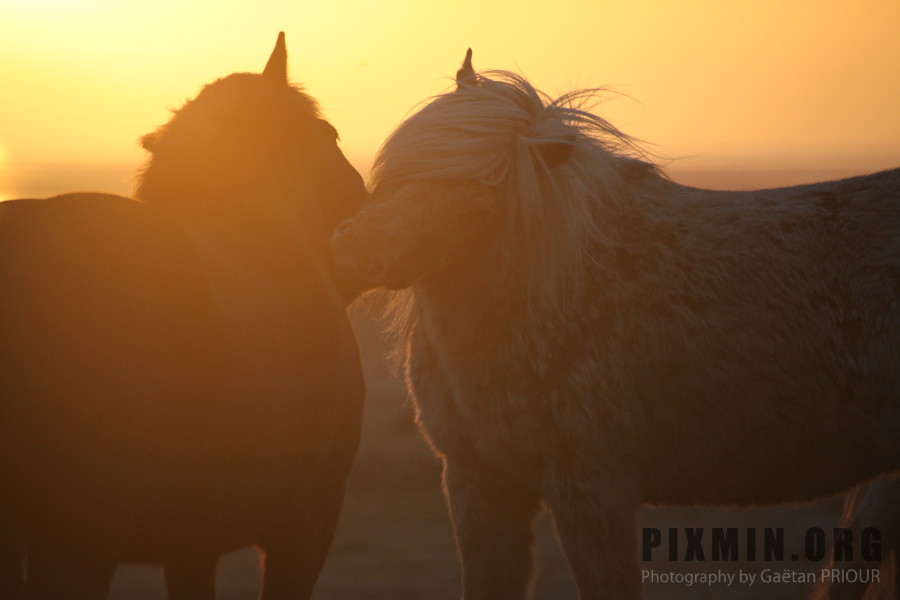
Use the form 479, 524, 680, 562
373, 70, 658, 331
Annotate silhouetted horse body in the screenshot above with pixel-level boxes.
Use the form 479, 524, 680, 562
332, 52, 900, 600
1, 34, 366, 600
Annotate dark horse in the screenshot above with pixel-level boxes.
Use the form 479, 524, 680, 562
0, 33, 366, 599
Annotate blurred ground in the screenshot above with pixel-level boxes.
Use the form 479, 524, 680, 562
108, 308, 853, 600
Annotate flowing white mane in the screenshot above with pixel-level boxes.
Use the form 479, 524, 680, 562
373, 70, 651, 186
372, 71, 660, 331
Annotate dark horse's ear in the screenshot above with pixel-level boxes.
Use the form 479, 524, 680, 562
263, 31, 288, 85
140, 132, 158, 153
456, 48, 476, 88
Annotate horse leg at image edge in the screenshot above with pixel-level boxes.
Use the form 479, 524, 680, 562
814, 476, 900, 600
443, 460, 543, 600
164, 552, 218, 600
544, 472, 642, 600
258, 484, 349, 600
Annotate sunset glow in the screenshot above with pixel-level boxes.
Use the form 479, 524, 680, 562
0, 0, 898, 193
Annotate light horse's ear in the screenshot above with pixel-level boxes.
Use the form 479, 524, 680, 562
537, 135, 576, 170
263, 31, 288, 85
456, 48, 476, 88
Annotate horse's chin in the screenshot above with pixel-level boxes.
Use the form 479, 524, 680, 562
377, 264, 418, 291
380, 274, 414, 291
333, 267, 411, 298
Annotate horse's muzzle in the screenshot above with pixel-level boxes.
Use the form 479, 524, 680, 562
330, 219, 390, 293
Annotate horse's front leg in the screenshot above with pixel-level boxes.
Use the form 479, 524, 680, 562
543, 466, 641, 600
164, 552, 218, 600
258, 483, 348, 600
443, 460, 542, 600
812, 476, 900, 600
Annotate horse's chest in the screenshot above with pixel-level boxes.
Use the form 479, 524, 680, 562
407, 331, 545, 478
193, 244, 319, 401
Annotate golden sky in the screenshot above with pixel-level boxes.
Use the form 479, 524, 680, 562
1, 0, 898, 178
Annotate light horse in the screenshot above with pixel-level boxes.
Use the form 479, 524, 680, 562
331, 50, 900, 600
0, 33, 366, 599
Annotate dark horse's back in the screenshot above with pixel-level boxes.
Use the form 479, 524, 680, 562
0, 193, 235, 584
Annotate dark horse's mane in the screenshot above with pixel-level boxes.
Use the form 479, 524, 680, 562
135, 40, 363, 251
136, 73, 321, 216
134, 49, 366, 281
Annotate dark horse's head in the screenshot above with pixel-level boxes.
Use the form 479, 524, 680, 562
135, 33, 366, 241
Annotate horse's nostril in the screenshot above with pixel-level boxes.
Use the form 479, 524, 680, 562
358, 257, 388, 283
334, 219, 354, 237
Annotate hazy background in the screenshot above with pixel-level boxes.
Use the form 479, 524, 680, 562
1, 0, 898, 201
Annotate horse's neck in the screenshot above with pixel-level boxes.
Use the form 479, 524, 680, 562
413, 263, 553, 378
178, 206, 337, 402
407, 180, 653, 379
197, 191, 329, 265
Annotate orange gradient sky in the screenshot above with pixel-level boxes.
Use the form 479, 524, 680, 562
0, 0, 898, 185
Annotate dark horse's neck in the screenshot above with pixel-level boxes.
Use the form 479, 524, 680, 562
142, 183, 331, 281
